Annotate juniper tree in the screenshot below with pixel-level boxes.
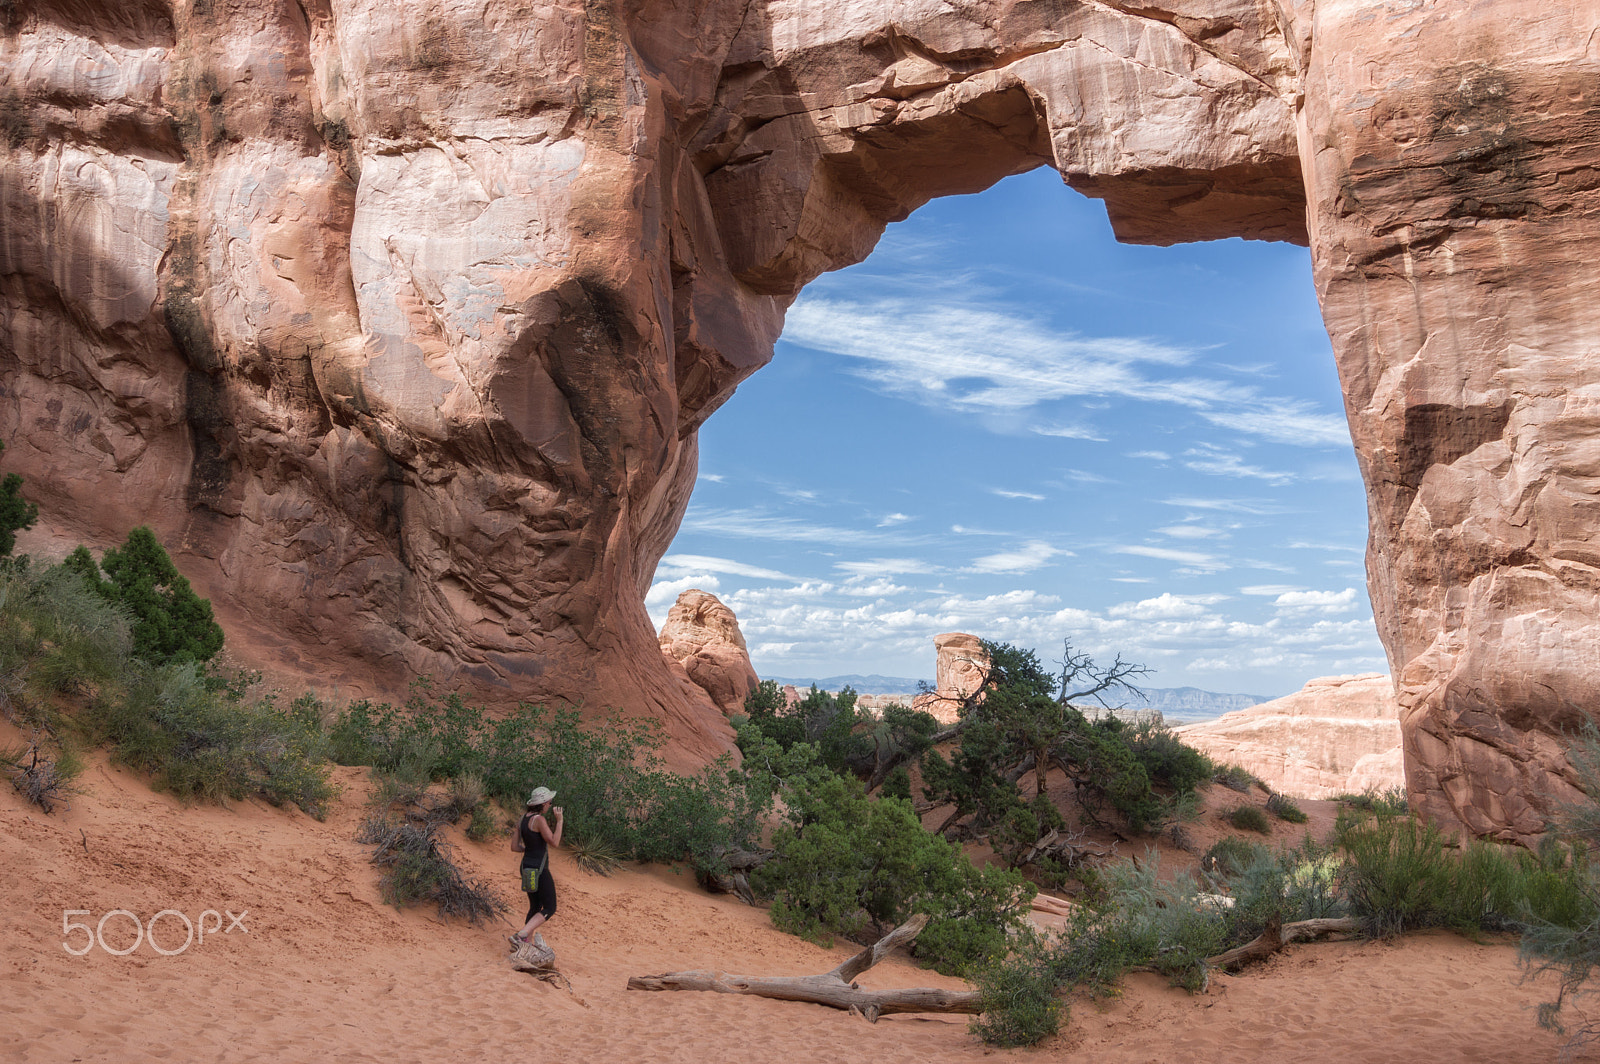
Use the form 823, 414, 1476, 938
64, 527, 224, 666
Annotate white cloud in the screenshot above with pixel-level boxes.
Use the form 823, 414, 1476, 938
656, 554, 794, 581
681, 508, 919, 547
1128, 450, 1171, 461
835, 557, 938, 577
1034, 424, 1109, 441
1182, 445, 1295, 486
1288, 541, 1363, 553
877, 512, 913, 527
1109, 593, 1229, 621
1198, 406, 1351, 448
968, 541, 1066, 574
1273, 588, 1362, 613
951, 524, 1007, 536
1156, 524, 1228, 540
645, 574, 720, 618
1161, 497, 1289, 515
1061, 469, 1112, 484
1241, 584, 1304, 596
780, 294, 1351, 450
698, 473, 726, 483
1110, 544, 1227, 571
991, 488, 1046, 501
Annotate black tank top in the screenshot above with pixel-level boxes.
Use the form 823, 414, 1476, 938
519, 813, 548, 869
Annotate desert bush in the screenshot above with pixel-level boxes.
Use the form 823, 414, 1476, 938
356, 813, 505, 924
970, 927, 1064, 1047
331, 692, 760, 875
1266, 793, 1309, 824
1214, 764, 1258, 793
86, 662, 334, 818
1521, 723, 1600, 1044
1335, 786, 1408, 817
1202, 835, 1269, 878
752, 768, 1033, 957
0, 563, 133, 726
1336, 813, 1458, 936
1125, 718, 1215, 795
1225, 804, 1272, 835
464, 802, 499, 843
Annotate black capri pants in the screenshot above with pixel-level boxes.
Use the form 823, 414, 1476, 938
524, 864, 557, 922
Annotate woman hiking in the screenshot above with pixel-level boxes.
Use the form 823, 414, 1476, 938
509, 786, 563, 949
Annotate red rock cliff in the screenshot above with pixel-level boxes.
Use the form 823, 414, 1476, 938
3, 0, 1598, 833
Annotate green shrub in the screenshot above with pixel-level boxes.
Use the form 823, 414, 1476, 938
1226, 804, 1272, 835
970, 928, 1064, 1047
329, 692, 759, 874
64, 528, 223, 667
1202, 835, 1268, 878
1125, 719, 1214, 794
86, 662, 335, 818
879, 764, 912, 801
915, 861, 1036, 977
1051, 855, 1226, 995
1337, 813, 1457, 936
1266, 793, 1309, 824
1336, 786, 1409, 817
0, 563, 133, 725
0, 439, 38, 560
1214, 764, 1258, 793
464, 802, 498, 843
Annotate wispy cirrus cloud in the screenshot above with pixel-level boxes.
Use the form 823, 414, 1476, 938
968, 541, 1068, 574
655, 554, 795, 581
1161, 497, 1290, 516
1182, 444, 1295, 486
991, 488, 1046, 501
1110, 544, 1227, 571
780, 294, 1349, 449
679, 508, 923, 547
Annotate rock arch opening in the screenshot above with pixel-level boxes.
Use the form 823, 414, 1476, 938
653, 166, 1384, 715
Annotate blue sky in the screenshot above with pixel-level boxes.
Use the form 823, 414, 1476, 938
647, 167, 1388, 698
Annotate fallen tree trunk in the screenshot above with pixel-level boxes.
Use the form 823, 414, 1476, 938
626, 914, 982, 1022
1206, 916, 1363, 970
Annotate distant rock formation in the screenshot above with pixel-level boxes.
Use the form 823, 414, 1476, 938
908, 633, 989, 725
1174, 674, 1404, 801
657, 590, 758, 716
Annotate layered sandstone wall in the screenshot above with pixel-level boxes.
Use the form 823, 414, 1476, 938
1175, 674, 1405, 801
4, 0, 1600, 832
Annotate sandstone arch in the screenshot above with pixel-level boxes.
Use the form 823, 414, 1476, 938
3, 0, 1599, 834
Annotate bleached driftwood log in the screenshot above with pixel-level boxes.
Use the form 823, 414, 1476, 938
1205, 915, 1363, 970
626, 914, 981, 1022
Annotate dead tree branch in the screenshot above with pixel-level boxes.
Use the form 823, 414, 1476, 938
1205, 915, 1362, 970
626, 914, 982, 1022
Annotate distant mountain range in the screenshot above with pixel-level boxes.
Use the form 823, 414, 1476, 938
765, 674, 930, 695
762, 674, 1276, 722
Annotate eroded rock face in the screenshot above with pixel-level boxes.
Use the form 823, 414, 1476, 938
911, 632, 988, 724
657, 588, 758, 715
1174, 674, 1405, 801
3, 0, 1599, 828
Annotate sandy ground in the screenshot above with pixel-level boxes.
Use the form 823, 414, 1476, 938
4, 736, 1598, 1064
